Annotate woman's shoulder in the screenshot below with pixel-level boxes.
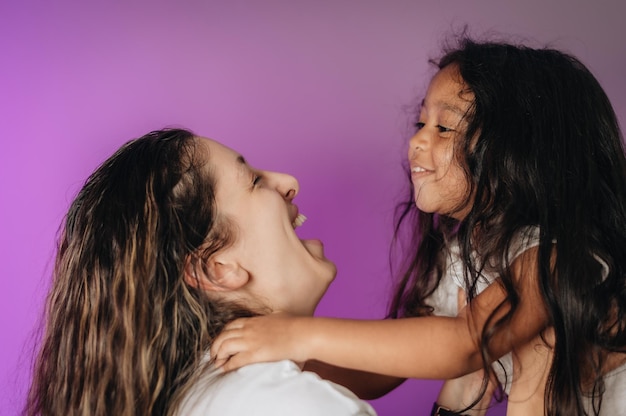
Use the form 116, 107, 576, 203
176, 360, 377, 415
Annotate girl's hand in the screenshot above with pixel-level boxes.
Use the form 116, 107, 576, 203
210, 313, 311, 372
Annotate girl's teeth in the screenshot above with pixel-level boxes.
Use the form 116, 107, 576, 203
292, 213, 307, 228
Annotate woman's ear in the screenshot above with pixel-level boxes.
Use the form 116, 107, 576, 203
184, 254, 249, 293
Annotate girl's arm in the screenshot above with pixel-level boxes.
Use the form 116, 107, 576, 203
432, 288, 497, 415
212, 313, 480, 378
211, 248, 549, 380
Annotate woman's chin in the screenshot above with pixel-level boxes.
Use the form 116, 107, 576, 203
300, 238, 326, 258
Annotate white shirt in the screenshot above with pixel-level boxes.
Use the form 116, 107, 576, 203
176, 359, 377, 415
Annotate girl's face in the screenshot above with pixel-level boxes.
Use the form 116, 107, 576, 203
408, 64, 473, 220
198, 137, 336, 316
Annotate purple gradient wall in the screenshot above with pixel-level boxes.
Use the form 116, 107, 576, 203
1, 1, 624, 415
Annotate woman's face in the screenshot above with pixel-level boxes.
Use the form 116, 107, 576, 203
198, 137, 336, 316
408, 64, 473, 220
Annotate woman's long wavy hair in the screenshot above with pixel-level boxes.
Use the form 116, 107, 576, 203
25, 128, 256, 416
389, 38, 626, 415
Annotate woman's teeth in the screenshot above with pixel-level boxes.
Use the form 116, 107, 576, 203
292, 213, 307, 228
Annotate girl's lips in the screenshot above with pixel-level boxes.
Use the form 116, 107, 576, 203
411, 171, 426, 178
410, 164, 433, 174
411, 166, 434, 182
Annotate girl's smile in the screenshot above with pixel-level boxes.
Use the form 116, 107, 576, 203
408, 64, 473, 220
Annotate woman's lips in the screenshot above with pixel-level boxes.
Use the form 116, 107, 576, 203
292, 213, 307, 228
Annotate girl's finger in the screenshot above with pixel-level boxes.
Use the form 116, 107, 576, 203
221, 317, 248, 331
212, 356, 228, 369
221, 352, 256, 372
210, 331, 240, 360
211, 334, 253, 364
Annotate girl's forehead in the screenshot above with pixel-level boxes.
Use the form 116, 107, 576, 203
423, 66, 473, 115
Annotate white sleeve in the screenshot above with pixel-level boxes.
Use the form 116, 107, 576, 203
448, 226, 542, 294
178, 360, 377, 416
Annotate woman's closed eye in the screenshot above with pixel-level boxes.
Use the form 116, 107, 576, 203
251, 173, 262, 188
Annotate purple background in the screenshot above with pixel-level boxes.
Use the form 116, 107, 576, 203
1, 1, 624, 415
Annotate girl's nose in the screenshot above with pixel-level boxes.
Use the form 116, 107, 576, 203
266, 171, 300, 201
408, 131, 427, 159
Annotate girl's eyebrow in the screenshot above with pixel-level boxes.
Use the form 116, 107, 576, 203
440, 102, 466, 116
421, 99, 466, 116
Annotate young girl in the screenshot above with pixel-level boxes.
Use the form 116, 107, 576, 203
210, 37, 626, 415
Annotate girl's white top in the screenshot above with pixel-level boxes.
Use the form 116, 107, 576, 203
428, 226, 625, 413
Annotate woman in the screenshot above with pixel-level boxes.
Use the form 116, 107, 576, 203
25, 128, 376, 416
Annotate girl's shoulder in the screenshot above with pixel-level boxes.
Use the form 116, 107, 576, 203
446, 226, 541, 293
506, 226, 609, 280
507, 226, 542, 263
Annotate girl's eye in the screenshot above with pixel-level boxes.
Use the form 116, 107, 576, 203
415, 122, 455, 133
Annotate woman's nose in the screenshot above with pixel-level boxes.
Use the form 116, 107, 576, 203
266, 171, 300, 201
